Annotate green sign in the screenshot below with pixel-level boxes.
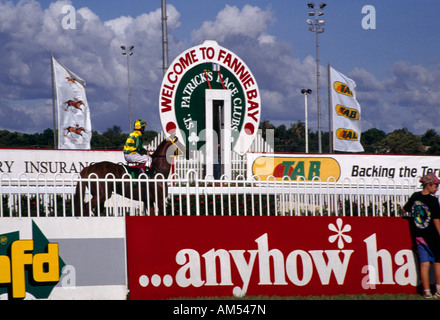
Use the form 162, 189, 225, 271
159, 40, 261, 155
0, 221, 66, 299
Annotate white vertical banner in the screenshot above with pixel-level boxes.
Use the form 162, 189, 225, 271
52, 56, 92, 149
330, 67, 364, 152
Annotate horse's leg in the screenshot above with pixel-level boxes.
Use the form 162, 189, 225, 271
158, 182, 169, 216
82, 201, 90, 217
73, 180, 90, 217
150, 196, 157, 215
156, 196, 164, 216
99, 199, 106, 216
156, 187, 164, 216
73, 181, 82, 217
95, 182, 110, 216
88, 194, 106, 216
146, 183, 157, 216
89, 195, 98, 216
86, 182, 101, 216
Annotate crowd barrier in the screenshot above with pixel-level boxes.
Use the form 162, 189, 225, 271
0, 172, 425, 299
0, 171, 418, 218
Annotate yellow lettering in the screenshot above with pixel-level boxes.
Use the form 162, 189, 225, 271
0, 255, 11, 283
33, 243, 60, 283
11, 240, 33, 299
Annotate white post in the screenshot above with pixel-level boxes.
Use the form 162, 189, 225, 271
205, 90, 231, 178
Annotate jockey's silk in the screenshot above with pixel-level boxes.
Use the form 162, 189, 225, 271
123, 130, 147, 155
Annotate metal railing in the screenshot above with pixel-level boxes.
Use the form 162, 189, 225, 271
0, 171, 418, 218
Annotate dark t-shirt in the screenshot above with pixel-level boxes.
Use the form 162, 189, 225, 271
404, 192, 440, 248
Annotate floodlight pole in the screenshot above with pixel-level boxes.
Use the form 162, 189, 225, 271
315, 22, 321, 154
301, 89, 312, 153
161, 0, 169, 75
307, 2, 326, 153
121, 45, 134, 131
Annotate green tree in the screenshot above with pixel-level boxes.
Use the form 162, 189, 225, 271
3, 124, 440, 156
288, 121, 306, 152
274, 124, 290, 152
361, 128, 386, 153
378, 128, 424, 154
421, 129, 440, 155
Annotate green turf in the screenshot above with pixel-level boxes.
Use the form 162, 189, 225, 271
180, 293, 428, 300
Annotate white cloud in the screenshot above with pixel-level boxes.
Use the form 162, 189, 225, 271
1, 1, 440, 138
191, 4, 274, 44
0, 0, 186, 133
351, 60, 440, 134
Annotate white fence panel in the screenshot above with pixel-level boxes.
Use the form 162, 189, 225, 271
1, 172, 419, 218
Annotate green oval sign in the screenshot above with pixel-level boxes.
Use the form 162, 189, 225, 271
159, 40, 261, 155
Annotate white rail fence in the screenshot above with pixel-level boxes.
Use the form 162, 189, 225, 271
0, 171, 418, 218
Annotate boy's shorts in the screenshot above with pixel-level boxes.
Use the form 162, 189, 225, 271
417, 239, 435, 263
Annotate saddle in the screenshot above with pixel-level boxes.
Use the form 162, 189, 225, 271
123, 163, 155, 179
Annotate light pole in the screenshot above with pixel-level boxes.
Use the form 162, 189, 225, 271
121, 45, 134, 131
161, 0, 169, 76
301, 89, 312, 153
306, 2, 326, 153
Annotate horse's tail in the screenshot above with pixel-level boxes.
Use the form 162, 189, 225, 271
73, 166, 89, 216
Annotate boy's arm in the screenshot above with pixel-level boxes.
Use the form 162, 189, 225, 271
434, 219, 440, 236
402, 195, 414, 213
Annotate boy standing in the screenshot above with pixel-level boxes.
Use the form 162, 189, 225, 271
403, 173, 440, 298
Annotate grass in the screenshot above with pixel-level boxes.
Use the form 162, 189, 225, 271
177, 293, 427, 300
247, 294, 424, 300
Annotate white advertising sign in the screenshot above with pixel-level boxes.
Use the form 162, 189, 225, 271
0, 149, 123, 180
0, 217, 127, 300
247, 152, 440, 185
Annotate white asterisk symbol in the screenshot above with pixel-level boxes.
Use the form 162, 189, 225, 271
328, 218, 352, 249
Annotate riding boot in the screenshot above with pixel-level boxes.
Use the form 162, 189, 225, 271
142, 162, 154, 178
147, 166, 155, 178
139, 163, 153, 178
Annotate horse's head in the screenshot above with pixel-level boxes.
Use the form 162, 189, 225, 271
151, 136, 180, 175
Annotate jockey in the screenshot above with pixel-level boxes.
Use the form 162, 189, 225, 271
123, 119, 152, 174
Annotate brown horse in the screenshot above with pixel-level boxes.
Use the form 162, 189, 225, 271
66, 126, 86, 136
65, 99, 85, 111
73, 137, 179, 216
66, 76, 77, 84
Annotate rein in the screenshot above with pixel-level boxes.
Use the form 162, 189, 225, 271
151, 136, 183, 159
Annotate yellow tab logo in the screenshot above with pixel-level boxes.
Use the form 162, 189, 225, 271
252, 156, 341, 181
336, 104, 359, 120
334, 81, 353, 97
336, 128, 359, 141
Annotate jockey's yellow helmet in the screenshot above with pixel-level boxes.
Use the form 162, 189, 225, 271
134, 119, 147, 130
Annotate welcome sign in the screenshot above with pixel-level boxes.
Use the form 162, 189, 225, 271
159, 40, 261, 156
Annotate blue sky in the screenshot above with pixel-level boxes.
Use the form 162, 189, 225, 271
1, 0, 440, 136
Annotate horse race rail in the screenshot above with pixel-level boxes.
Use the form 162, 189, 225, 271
0, 171, 418, 218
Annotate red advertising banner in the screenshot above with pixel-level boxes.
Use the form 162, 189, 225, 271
126, 216, 418, 300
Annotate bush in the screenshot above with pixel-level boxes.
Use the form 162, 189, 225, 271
0, 194, 73, 217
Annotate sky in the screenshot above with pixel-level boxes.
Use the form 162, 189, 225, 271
1, 0, 440, 136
